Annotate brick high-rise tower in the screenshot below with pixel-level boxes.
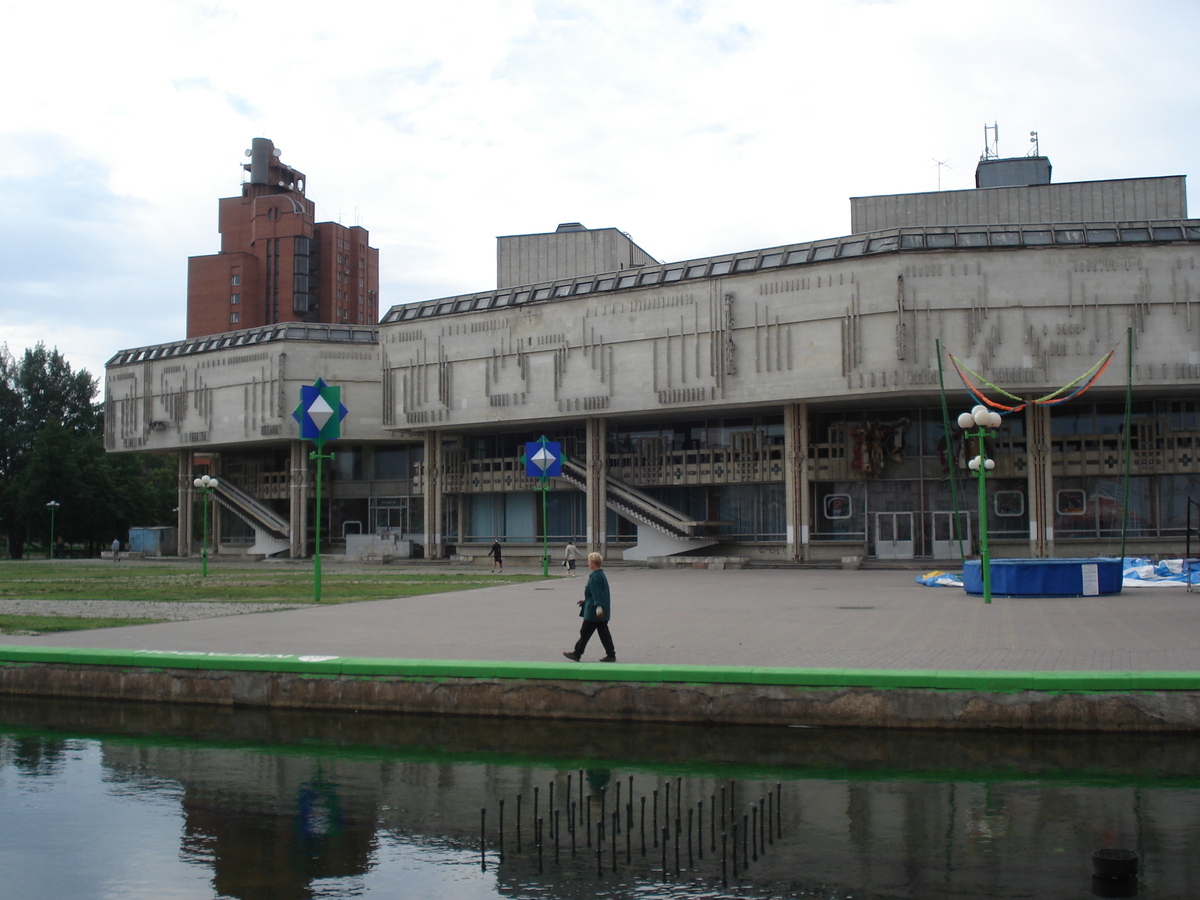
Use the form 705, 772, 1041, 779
186, 138, 379, 338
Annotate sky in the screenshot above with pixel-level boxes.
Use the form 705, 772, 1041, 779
1, 0, 1197, 384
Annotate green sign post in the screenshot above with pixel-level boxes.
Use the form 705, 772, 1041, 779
293, 379, 347, 603
520, 436, 564, 577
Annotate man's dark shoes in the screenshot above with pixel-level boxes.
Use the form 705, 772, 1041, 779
600, 655, 617, 663
562, 652, 581, 661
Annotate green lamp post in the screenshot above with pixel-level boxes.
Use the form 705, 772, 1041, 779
521, 436, 564, 577
45, 500, 60, 559
192, 474, 218, 576
957, 404, 1001, 604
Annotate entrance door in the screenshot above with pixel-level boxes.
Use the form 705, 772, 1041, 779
874, 512, 914, 559
930, 511, 971, 560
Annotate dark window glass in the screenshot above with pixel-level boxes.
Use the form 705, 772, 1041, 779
1120, 228, 1150, 242
639, 271, 661, 285
838, 241, 864, 257
710, 260, 732, 275
734, 257, 757, 271
617, 275, 637, 288
760, 253, 784, 267
436, 302, 453, 314
958, 232, 988, 247
596, 278, 615, 290
554, 285, 571, 297
990, 232, 1021, 246
533, 288, 551, 300
900, 234, 924, 249
866, 237, 898, 252
454, 299, 473, 312
685, 265, 707, 278
926, 234, 956, 248
1088, 229, 1118, 243
1055, 230, 1085, 244
663, 268, 684, 281
1023, 230, 1052, 245
574, 282, 593, 293
811, 245, 837, 260
1152, 226, 1183, 241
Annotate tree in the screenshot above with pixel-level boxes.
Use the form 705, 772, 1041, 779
0, 343, 176, 557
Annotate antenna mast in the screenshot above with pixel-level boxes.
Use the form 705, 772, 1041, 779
981, 122, 1000, 160
1028, 130, 1040, 157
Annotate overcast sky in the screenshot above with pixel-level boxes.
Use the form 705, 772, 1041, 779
1, 0, 1197, 383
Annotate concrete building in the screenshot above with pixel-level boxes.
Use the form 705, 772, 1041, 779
106, 152, 1200, 564
186, 138, 379, 338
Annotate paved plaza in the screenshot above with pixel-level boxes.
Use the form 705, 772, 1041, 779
4, 565, 1200, 672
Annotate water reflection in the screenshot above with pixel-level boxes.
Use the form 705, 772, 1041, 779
1, 697, 1198, 899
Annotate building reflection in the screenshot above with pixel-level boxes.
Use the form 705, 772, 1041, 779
3, 698, 1200, 898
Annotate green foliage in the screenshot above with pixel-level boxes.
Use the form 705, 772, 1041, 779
0, 343, 178, 557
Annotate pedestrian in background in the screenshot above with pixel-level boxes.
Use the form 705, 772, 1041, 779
563, 540, 578, 576
563, 552, 616, 662
111, 538, 121, 563
488, 539, 503, 573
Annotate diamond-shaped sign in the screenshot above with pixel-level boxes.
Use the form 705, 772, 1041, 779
292, 378, 348, 448
522, 437, 563, 478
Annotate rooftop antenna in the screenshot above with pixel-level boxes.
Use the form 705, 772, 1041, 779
1027, 130, 1040, 157
981, 122, 1000, 160
932, 157, 955, 191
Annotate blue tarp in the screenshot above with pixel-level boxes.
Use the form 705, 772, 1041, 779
917, 558, 1200, 590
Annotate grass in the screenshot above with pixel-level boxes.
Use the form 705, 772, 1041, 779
0, 561, 548, 629
0, 615, 170, 635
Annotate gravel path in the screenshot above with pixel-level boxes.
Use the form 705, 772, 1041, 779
0, 599, 309, 621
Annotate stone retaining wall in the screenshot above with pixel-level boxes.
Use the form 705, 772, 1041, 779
2, 648, 1199, 732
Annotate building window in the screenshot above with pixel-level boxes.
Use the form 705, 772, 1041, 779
231, 274, 241, 285
230, 312, 240, 324
230, 293, 240, 304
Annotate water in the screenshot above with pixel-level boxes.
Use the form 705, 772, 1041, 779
1, 697, 1197, 899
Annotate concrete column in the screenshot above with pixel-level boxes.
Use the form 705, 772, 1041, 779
585, 417, 607, 555
1026, 401, 1053, 558
289, 440, 309, 558
784, 402, 810, 561
177, 450, 194, 558
423, 429, 443, 559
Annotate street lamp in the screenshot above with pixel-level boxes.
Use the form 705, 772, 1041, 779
192, 475, 219, 577
957, 405, 1002, 604
45, 500, 60, 559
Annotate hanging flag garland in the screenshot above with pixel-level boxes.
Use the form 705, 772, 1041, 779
945, 345, 1117, 416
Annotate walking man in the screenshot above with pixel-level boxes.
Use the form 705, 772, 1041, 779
563, 552, 616, 662
111, 537, 121, 563
487, 539, 503, 573
563, 540, 578, 576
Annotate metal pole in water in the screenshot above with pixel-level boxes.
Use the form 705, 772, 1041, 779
534, 786, 539, 843
640, 795, 646, 855
586, 796, 592, 847
777, 783, 783, 839
499, 798, 504, 861
674, 815, 680, 874
548, 782, 554, 836
578, 768, 584, 818
480, 807, 486, 870
767, 792, 773, 846
759, 796, 766, 855
661, 826, 667, 878
626, 804, 632, 863
664, 781, 670, 836
611, 810, 618, 871
614, 781, 620, 834
653, 789, 659, 847
571, 801, 576, 855
743, 813, 748, 867
596, 821, 603, 879
752, 806, 758, 862
711, 793, 717, 852
676, 776, 682, 822
732, 821, 738, 877
516, 793, 522, 854
688, 808, 694, 868
537, 817, 543, 874
628, 775, 634, 828
720, 786, 726, 836
722, 831, 728, 886
554, 809, 560, 864
566, 774, 572, 826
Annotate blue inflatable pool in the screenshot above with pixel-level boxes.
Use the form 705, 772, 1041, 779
962, 558, 1123, 597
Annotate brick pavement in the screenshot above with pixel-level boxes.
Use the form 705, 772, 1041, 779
4, 567, 1199, 671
